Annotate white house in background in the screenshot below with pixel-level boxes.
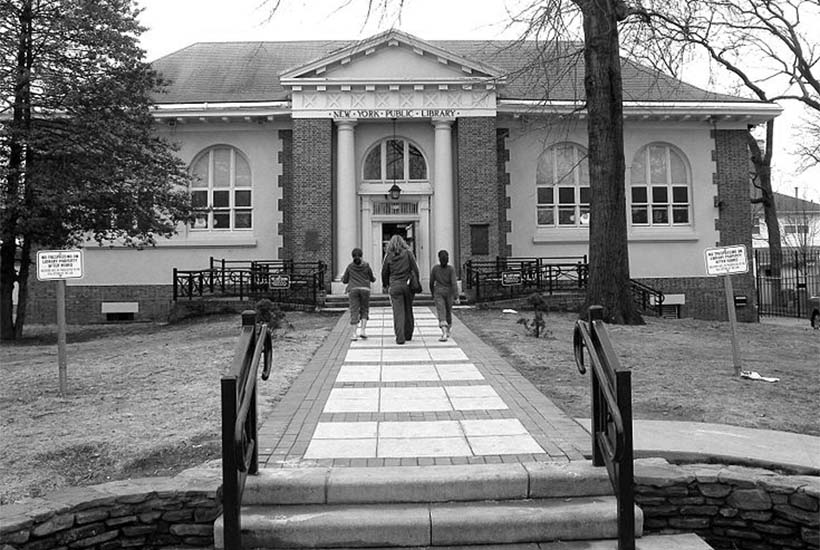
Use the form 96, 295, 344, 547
752, 192, 820, 249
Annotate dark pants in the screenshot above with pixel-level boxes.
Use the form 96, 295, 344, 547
433, 287, 453, 327
388, 283, 415, 343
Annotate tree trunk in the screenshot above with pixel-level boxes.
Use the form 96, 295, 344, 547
1, 0, 33, 341
747, 126, 783, 308
578, 0, 643, 324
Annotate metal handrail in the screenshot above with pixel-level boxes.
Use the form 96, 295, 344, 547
221, 311, 272, 550
572, 305, 635, 550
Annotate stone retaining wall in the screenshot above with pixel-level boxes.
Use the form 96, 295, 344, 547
2, 460, 817, 550
636, 458, 820, 550
0, 468, 220, 550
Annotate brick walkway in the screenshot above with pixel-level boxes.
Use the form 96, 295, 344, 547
257, 306, 590, 468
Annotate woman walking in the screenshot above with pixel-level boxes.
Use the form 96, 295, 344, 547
381, 235, 419, 345
342, 248, 376, 341
430, 249, 459, 341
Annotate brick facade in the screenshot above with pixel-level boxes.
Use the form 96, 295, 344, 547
457, 117, 503, 262
287, 119, 333, 276
278, 129, 293, 259
25, 280, 172, 324
713, 129, 756, 322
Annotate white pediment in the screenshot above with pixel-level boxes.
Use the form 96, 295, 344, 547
280, 29, 502, 85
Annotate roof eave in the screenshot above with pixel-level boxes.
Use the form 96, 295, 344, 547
498, 100, 783, 124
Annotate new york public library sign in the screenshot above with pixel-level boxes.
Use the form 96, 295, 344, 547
331, 108, 457, 119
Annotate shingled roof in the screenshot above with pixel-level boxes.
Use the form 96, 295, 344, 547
150, 39, 751, 105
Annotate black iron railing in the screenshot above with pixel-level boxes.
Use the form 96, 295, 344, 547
755, 247, 820, 318
173, 258, 326, 307
221, 311, 272, 550
630, 279, 665, 317
463, 256, 588, 301
573, 305, 635, 550
464, 256, 666, 316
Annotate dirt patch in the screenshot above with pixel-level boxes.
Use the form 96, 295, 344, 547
456, 307, 820, 436
0, 311, 341, 505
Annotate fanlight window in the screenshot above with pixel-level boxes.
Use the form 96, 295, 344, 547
536, 143, 590, 227
363, 139, 427, 182
190, 146, 252, 230
630, 144, 691, 226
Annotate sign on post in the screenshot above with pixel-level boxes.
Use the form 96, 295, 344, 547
37, 250, 84, 396
704, 245, 747, 376
705, 245, 748, 276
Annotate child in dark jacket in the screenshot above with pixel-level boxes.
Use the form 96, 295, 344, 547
342, 248, 376, 340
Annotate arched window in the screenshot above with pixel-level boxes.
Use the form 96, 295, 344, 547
190, 146, 252, 230
630, 144, 691, 226
536, 142, 590, 227
363, 138, 427, 182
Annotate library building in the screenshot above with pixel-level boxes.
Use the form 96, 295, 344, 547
26, 29, 781, 324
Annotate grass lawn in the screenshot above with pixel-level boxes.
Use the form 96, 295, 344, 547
1, 306, 817, 505
455, 307, 820, 437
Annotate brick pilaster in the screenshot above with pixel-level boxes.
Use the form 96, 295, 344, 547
457, 117, 502, 263
713, 129, 756, 321
289, 119, 333, 275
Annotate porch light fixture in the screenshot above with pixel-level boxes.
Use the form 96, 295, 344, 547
387, 182, 402, 201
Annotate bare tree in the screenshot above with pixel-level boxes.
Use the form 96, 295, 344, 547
623, 0, 820, 291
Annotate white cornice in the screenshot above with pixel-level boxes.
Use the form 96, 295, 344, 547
498, 99, 782, 123
151, 101, 291, 120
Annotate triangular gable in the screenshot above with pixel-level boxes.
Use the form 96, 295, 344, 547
280, 29, 503, 85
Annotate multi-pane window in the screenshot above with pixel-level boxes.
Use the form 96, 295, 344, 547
363, 139, 427, 182
190, 146, 252, 230
536, 143, 590, 227
630, 144, 690, 226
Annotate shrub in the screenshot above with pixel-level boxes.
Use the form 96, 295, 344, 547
517, 293, 552, 338
255, 299, 285, 330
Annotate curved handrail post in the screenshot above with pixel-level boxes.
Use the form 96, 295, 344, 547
573, 305, 635, 550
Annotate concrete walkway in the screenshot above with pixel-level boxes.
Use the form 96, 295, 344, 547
257, 306, 820, 474
258, 306, 589, 467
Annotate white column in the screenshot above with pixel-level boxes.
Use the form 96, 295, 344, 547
432, 117, 455, 260
335, 119, 357, 288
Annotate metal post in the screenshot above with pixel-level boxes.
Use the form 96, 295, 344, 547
56, 280, 68, 397
724, 275, 742, 376
588, 306, 605, 466
221, 374, 239, 550
616, 369, 635, 550
173, 268, 178, 301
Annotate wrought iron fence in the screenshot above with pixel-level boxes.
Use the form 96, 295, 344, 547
754, 247, 820, 318
173, 258, 327, 308
463, 256, 588, 301
463, 256, 666, 316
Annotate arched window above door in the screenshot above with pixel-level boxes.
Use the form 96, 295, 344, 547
363, 138, 428, 182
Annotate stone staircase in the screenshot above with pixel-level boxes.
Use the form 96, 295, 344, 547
213, 462, 713, 549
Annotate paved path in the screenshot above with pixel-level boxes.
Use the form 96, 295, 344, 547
258, 306, 589, 467
257, 305, 820, 473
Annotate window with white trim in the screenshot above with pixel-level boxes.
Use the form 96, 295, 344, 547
630, 144, 691, 226
190, 146, 252, 230
536, 142, 590, 227
363, 138, 427, 182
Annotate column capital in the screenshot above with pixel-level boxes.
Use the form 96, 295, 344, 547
335, 118, 358, 129
432, 117, 455, 129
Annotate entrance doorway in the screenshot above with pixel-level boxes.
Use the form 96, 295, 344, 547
382, 222, 416, 258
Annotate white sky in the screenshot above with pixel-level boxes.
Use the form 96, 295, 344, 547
136, 0, 820, 202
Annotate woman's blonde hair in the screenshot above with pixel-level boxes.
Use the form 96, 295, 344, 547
386, 234, 408, 255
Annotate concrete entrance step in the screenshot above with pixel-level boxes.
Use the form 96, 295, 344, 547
241, 462, 613, 505
245, 534, 713, 550
322, 293, 437, 310
216, 495, 642, 549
